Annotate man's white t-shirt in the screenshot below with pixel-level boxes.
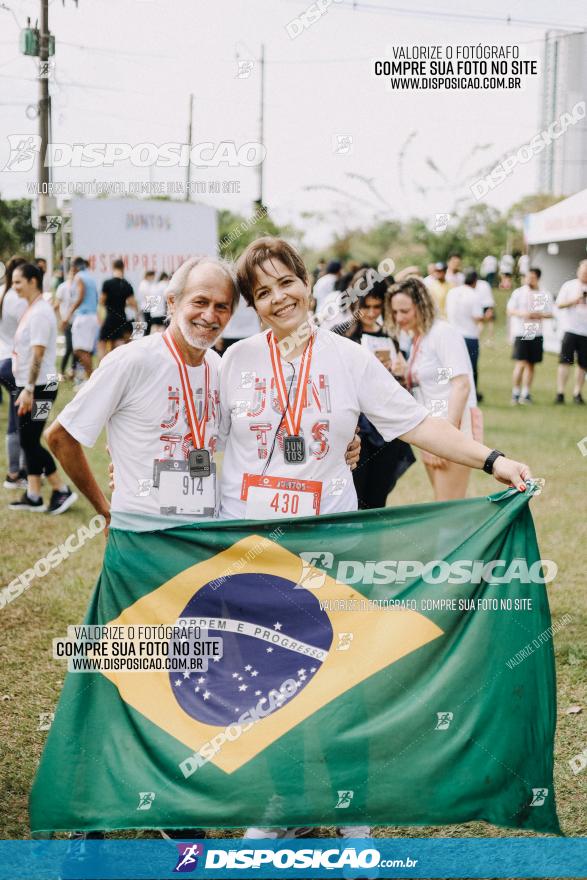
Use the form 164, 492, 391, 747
57, 334, 222, 521
12, 298, 57, 386
409, 320, 476, 415
218, 328, 428, 519
137, 279, 154, 313
480, 255, 498, 276
446, 270, 464, 287
446, 285, 484, 339
476, 279, 495, 310
312, 273, 337, 312
507, 285, 553, 338
0, 287, 26, 361
222, 296, 261, 340
148, 280, 168, 319
55, 280, 76, 323
556, 279, 587, 337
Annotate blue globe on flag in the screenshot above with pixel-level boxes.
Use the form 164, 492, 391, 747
169, 572, 333, 726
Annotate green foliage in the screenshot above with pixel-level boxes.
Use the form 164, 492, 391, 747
308, 193, 560, 274
218, 205, 302, 260
0, 197, 35, 262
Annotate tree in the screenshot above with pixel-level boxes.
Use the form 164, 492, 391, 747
218, 206, 299, 260
0, 197, 35, 261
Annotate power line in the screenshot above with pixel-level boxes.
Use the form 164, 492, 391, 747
289, 0, 587, 31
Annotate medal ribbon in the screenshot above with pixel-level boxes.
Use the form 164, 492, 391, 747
267, 331, 314, 437
163, 331, 209, 450
405, 334, 422, 392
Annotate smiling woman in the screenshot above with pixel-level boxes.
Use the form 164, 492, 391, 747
217, 237, 532, 525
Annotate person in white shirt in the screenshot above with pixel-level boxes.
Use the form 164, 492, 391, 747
499, 253, 514, 290
475, 276, 496, 343
46, 257, 240, 533
386, 277, 479, 501
146, 271, 169, 334
311, 259, 341, 313
217, 294, 261, 354
8, 263, 77, 514
54, 266, 77, 377
555, 260, 587, 405
507, 268, 553, 405
137, 269, 156, 335
446, 270, 487, 398
0, 256, 27, 488
445, 254, 464, 288
480, 255, 498, 288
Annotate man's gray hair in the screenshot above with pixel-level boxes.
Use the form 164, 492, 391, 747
166, 256, 239, 311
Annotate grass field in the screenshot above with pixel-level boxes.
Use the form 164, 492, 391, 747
0, 297, 586, 844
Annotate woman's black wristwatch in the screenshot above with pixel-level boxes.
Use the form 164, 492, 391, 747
483, 449, 505, 474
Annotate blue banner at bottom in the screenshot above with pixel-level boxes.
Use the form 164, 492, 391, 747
0, 838, 586, 879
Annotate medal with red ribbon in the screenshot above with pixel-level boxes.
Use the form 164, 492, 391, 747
405, 334, 422, 392
163, 331, 211, 477
267, 330, 314, 464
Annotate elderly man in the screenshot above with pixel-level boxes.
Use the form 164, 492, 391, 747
46, 256, 239, 531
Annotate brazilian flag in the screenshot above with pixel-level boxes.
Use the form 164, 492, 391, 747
30, 487, 560, 834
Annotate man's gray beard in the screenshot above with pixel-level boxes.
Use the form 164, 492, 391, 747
177, 313, 221, 350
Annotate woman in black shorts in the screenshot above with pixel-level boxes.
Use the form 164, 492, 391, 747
98, 258, 137, 358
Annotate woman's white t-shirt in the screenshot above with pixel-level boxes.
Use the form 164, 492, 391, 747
0, 287, 27, 361
218, 327, 428, 518
12, 297, 57, 386
408, 320, 476, 420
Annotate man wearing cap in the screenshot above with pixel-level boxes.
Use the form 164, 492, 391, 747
423, 262, 450, 317
312, 259, 342, 313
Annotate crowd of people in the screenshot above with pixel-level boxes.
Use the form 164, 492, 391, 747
0, 241, 584, 520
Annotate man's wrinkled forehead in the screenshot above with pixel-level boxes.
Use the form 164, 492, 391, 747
183, 263, 234, 302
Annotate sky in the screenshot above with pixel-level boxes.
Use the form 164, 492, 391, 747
0, 0, 586, 247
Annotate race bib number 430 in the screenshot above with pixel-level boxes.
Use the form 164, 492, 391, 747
241, 474, 322, 520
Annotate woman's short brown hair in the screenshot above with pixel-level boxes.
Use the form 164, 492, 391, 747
236, 236, 308, 307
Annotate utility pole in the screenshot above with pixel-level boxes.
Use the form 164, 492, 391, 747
34, 0, 53, 286
185, 93, 194, 202
256, 43, 265, 212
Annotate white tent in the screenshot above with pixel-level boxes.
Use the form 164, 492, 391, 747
524, 190, 587, 352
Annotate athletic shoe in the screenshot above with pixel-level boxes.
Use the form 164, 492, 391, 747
47, 487, 78, 515
243, 826, 314, 839
158, 828, 206, 840
337, 825, 372, 838
510, 393, 520, 406
554, 393, 565, 404
573, 393, 585, 405
519, 394, 532, 405
9, 492, 46, 512
3, 473, 27, 489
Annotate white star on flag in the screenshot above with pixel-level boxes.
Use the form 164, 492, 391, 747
273, 622, 282, 631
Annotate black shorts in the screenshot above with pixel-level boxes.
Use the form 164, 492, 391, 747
512, 336, 543, 363
99, 316, 132, 342
559, 331, 587, 369
149, 316, 166, 326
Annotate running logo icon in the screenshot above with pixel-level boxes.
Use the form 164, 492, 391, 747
335, 790, 354, 808
3, 135, 41, 172
530, 788, 548, 807
174, 843, 204, 873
